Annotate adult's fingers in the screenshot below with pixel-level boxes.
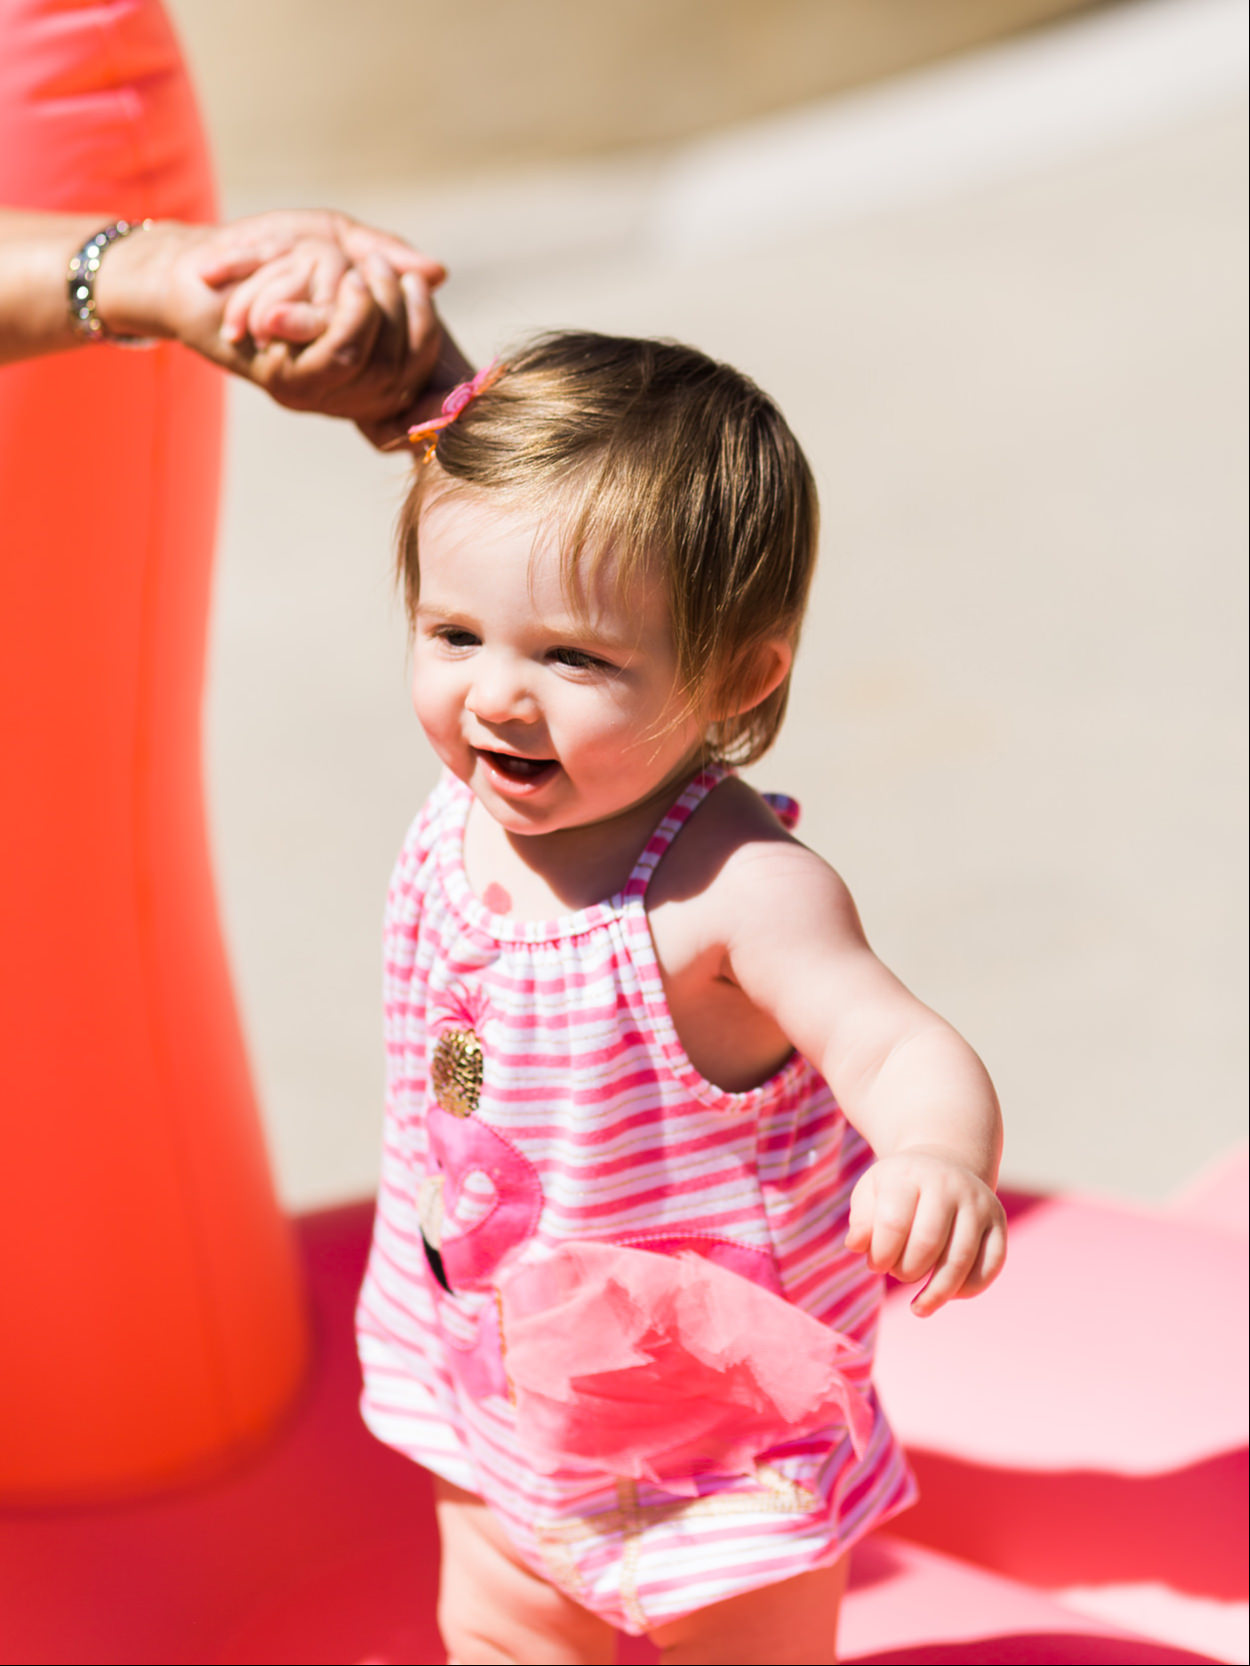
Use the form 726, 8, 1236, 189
194, 209, 344, 286
245, 338, 295, 398
400, 271, 437, 359
397, 274, 445, 400
360, 253, 407, 372
283, 266, 381, 386
248, 335, 350, 413
308, 244, 348, 311
338, 219, 446, 287
193, 240, 284, 287
353, 306, 449, 448
195, 209, 448, 294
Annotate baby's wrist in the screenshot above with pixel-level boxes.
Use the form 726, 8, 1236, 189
885, 1142, 998, 1187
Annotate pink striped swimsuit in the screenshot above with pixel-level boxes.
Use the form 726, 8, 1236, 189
356, 766, 916, 1633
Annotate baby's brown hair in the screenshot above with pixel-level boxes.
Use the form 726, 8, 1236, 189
397, 331, 819, 765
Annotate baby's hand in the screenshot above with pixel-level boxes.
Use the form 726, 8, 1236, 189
845, 1149, 1007, 1317
216, 243, 334, 349
213, 236, 359, 349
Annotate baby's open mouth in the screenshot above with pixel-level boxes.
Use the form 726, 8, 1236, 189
479, 749, 557, 784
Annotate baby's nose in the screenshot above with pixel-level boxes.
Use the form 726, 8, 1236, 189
466, 654, 537, 724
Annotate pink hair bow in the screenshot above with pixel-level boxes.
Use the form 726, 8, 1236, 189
406, 359, 503, 457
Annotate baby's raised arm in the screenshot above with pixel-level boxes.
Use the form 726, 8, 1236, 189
717, 802, 1006, 1316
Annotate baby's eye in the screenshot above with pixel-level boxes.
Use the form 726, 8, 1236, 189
433, 626, 479, 649
550, 646, 609, 672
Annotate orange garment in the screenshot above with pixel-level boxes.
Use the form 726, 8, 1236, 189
0, 0, 305, 1501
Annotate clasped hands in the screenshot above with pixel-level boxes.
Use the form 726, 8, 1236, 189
152, 209, 471, 447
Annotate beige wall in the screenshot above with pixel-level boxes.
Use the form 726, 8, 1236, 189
167, 0, 1099, 192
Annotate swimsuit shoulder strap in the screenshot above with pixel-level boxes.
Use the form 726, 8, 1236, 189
623, 764, 730, 901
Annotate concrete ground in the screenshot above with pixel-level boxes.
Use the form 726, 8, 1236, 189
202, 0, 1248, 1212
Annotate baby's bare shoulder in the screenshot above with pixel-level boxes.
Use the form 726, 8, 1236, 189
650, 777, 860, 948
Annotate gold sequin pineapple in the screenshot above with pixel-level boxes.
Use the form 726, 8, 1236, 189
431, 1028, 484, 1118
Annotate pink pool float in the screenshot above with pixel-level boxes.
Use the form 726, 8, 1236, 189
3, 1188, 1245, 1664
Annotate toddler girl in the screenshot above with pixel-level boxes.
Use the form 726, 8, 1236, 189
355, 332, 1006, 1665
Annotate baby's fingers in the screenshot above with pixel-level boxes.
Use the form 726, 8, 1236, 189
893, 1190, 958, 1286
220, 250, 303, 344
251, 243, 351, 346
844, 1170, 876, 1253
256, 253, 348, 347
848, 1172, 922, 1276
910, 1204, 1007, 1317
955, 1211, 1008, 1302
255, 301, 329, 344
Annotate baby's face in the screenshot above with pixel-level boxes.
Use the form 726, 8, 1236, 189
411, 486, 705, 838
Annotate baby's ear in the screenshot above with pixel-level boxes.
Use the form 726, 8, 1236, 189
716, 638, 793, 719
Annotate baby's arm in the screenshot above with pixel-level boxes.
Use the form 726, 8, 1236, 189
721, 817, 1006, 1316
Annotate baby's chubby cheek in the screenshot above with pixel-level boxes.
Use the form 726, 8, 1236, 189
410, 665, 448, 735
409, 690, 466, 777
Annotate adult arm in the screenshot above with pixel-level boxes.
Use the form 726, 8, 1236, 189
0, 208, 469, 445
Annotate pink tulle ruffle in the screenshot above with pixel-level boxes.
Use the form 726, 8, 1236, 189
499, 1240, 874, 1496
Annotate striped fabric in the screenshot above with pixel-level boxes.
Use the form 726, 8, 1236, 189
356, 767, 916, 1634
